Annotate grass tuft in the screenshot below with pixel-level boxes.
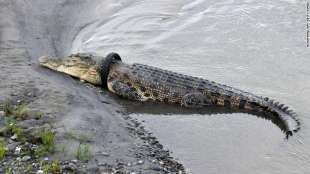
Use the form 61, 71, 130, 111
42, 160, 61, 174
3, 102, 14, 116
4, 117, 25, 141
76, 143, 91, 162
41, 130, 54, 148
4, 168, 12, 174
0, 141, 6, 160
35, 130, 55, 157
4, 102, 29, 119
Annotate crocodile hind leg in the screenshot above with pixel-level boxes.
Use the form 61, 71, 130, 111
181, 92, 212, 108
109, 80, 143, 101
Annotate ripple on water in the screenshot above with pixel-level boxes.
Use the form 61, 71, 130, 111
71, 0, 310, 173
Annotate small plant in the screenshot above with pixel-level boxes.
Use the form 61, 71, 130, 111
34, 146, 49, 158
50, 160, 61, 173
41, 130, 55, 151
13, 104, 28, 119
35, 130, 55, 157
42, 163, 50, 174
5, 117, 25, 141
3, 102, 14, 116
25, 164, 33, 172
0, 141, 6, 160
76, 143, 91, 162
4, 168, 12, 174
41, 160, 61, 174
4, 102, 29, 119
4, 118, 25, 141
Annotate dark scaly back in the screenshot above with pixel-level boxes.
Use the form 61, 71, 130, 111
128, 63, 300, 136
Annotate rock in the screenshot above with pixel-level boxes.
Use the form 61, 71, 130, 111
98, 162, 106, 166
0, 111, 4, 117
137, 160, 144, 165
7, 142, 20, 152
22, 155, 31, 161
36, 170, 44, 174
63, 163, 77, 171
15, 146, 22, 154
71, 159, 78, 163
0, 127, 8, 136
10, 134, 18, 140
100, 152, 110, 156
44, 157, 49, 161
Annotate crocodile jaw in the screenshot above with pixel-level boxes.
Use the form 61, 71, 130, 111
39, 55, 102, 85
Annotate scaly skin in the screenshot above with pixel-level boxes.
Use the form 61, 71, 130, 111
39, 53, 300, 137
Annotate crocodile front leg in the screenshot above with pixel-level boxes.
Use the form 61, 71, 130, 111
109, 80, 143, 101
181, 93, 212, 108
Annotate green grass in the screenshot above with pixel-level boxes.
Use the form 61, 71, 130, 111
50, 160, 61, 173
76, 143, 91, 162
42, 160, 60, 174
4, 117, 25, 141
3, 102, 14, 116
25, 163, 33, 173
35, 130, 55, 157
13, 104, 28, 119
4, 168, 12, 174
41, 130, 54, 148
0, 141, 6, 160
4, 102, 29, 119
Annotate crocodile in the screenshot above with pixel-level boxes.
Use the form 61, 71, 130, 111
38, 52, 300, 137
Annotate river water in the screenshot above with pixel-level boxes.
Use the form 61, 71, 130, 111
71, 0, 310, 173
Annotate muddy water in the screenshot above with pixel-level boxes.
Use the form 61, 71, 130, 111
71, 0, 310, 173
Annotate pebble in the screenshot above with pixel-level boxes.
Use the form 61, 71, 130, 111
63, 162, 77, 171
36, 170, 44, 174
15, 146, 22, 154
22, 155, 31, 161
100, 152, 110, 156
7, 142, 19, 152
137, 160, 144, 165
98, 162, 106, 166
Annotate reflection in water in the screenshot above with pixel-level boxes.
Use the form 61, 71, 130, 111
72, 0, 310, 173
119, 100, 294, 139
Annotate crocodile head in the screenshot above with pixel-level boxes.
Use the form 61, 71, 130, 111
39, 54, 102, 85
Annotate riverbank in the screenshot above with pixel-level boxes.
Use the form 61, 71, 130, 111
0, 1, 184, 173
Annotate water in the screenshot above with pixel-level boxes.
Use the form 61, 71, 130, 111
71, 0, 310, 173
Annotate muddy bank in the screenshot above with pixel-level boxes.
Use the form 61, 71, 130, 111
0, 1, 184, 173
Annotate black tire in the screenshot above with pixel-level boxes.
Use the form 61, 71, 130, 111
99, 52, 122, 89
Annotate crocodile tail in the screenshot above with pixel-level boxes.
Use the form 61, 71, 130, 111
252, 97, 301, 137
